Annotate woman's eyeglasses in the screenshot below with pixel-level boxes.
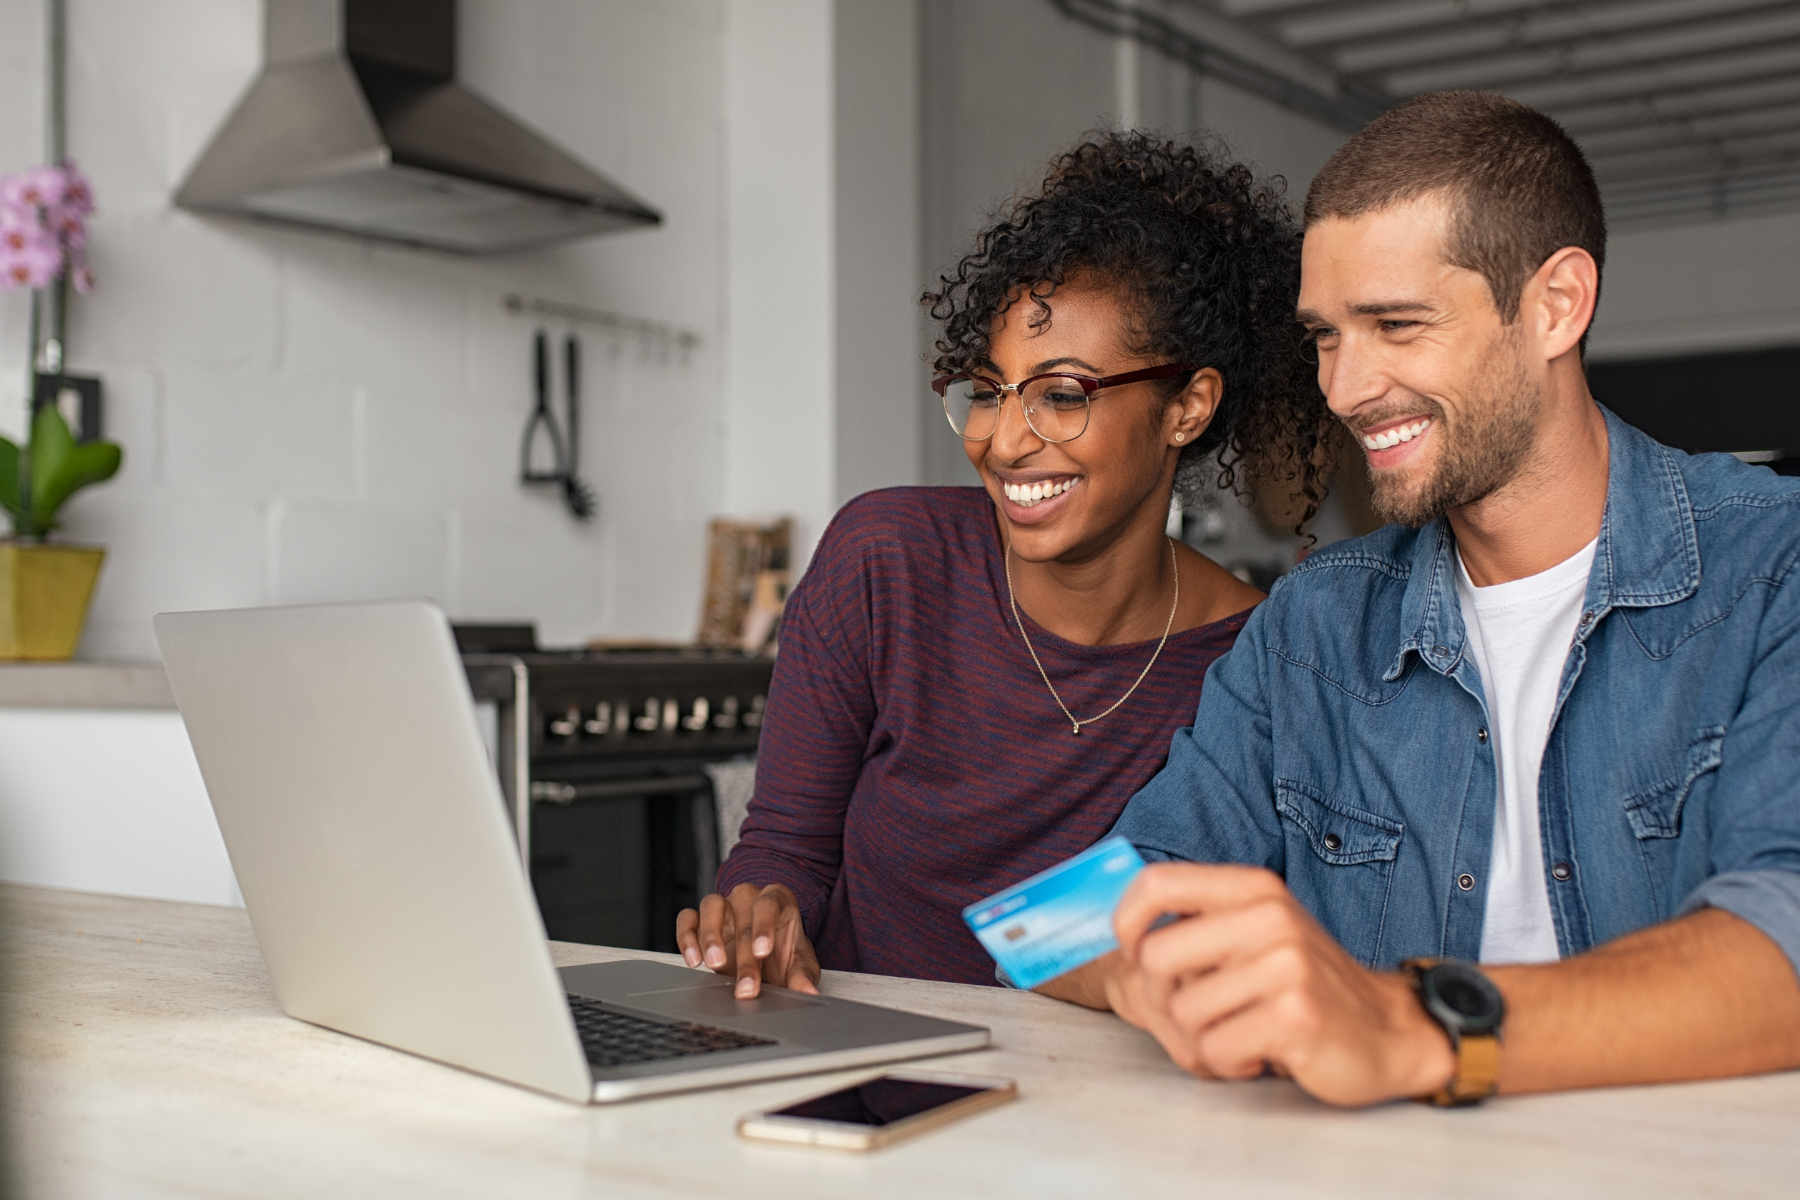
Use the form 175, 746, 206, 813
932, 363, 1198, 443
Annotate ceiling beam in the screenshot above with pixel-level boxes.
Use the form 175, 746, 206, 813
1379, 9, 1800, 94
1276, 0, 1781, 50
1505, 40, 1800, 109
1606, 164, 1800, 201
1331, 0, 1791, 76
1578, 101, 1800, 156
1604, 177, 1800, 227
1335, 23, 1531, 75
1604, 161, 1800, 208
1195, 0, 1800, 227
1216, 0, 1335, 17
1277, 0, 1541, 48
1557, 75, 1800, 136
1590, 127, 1800, 184
1050, 0, 1383, 131
1330, 0, 1790, 66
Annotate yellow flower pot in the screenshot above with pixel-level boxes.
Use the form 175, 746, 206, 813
0, 541, 105, 661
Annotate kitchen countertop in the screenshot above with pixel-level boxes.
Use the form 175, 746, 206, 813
0, 660, 174, 708
6, 884, 1800, 1199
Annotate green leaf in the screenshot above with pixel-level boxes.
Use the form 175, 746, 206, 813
24, 404, 123, 532
0, 436, 20, 523
28, 401, 75, 510
33, 441, 123, 527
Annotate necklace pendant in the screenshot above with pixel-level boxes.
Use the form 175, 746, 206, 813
1006, 537, 1179, 744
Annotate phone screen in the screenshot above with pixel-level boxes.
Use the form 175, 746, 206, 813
770, 1077, 988, 1127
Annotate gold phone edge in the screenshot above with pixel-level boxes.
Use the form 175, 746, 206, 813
736, 1079, 1019, 1153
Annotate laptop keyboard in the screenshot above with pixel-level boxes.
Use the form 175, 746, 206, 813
567, 993, 777, 1068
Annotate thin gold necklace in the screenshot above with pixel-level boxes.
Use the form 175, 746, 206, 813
1004, 537, 1180, 736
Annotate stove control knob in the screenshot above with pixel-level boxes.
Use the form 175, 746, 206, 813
612, 699, 631, 736
584, 701, 612, 736
713, 696, 740, 729
634, 699, 661, 732
682, 697, 711, 732
661, 698, 680, 732
548, 705, 582, 739
744, 694, 767, 728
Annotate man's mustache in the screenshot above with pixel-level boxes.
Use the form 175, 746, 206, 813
1339, 397, 1447, 438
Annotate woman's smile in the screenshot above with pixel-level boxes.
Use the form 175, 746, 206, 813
997, 473, 1082, 521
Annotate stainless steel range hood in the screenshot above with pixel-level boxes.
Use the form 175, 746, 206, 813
176, 0, 660, 254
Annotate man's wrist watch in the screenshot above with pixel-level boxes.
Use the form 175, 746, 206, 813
1400, 957, 1506, 1107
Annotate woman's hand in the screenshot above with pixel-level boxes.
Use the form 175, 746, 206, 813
675, 883, 821, 999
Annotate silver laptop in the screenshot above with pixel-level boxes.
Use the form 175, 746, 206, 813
154, 600, 988, 1104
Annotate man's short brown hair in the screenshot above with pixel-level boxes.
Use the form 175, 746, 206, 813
1304, 90, 1606, 324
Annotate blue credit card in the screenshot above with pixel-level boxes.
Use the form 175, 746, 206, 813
962, 835, 1146, 991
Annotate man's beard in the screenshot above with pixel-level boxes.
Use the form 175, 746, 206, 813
1350, 342, 1542, 529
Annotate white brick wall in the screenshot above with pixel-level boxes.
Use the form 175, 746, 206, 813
0, 0, 731, 656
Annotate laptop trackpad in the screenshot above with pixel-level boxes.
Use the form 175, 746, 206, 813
625, 982, 825, 1019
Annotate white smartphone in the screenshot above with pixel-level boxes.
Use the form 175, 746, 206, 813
735, 1069, 1018, 1151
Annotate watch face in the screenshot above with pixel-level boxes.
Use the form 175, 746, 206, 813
1423, 963, 1505, 1033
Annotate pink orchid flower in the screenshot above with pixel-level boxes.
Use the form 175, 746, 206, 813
0, 164, 67, 211
58, 161, 94, 214
0, 239, 63, 289
48, 208, 86, 249
0, 208, 43, 255
0, 162, 97, 290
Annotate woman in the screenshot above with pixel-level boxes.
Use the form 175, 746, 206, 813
676, 132, 1332, 996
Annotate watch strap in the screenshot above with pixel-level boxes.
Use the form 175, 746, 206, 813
1402, 957, 1503, 1107
1424, 1032, 1501, 1107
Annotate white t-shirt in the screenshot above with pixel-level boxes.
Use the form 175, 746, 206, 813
1455, 538, 1598, 966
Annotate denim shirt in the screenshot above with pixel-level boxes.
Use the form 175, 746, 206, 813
1114, 408, 1800, 976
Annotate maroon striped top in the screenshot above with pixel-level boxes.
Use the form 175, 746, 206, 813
717, 487, 1250, 986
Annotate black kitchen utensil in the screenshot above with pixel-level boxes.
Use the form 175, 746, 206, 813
517, 329, 598, 521
520, 329, 568, 485
562, 334, 597, 520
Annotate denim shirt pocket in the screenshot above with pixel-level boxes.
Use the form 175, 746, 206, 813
1620, 727, 1724, 912
1274, 779, 1405, 967
1622, 726, 1725, 840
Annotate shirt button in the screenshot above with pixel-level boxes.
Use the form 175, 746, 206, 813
1433, 645, 1449, 657
1458, 873, 1476, 891
1476, 727, 1489, 743
1323, 833, 1343, 851
1580, 611, 1593, 626
1552, 862, 1573, 881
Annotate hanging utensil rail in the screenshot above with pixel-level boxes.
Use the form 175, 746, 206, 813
501, 294, 701, 351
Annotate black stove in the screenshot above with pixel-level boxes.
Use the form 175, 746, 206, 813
456, 625, 773, 951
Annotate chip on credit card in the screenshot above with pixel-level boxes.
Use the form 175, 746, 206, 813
962, 835, 1145, 991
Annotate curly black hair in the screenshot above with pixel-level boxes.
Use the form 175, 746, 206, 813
923, 131, 1334, 531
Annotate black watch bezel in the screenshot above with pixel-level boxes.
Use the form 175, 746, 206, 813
1414, 959, 1506, 1043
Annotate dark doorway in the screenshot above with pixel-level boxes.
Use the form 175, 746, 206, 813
1589, 346, 1800, 470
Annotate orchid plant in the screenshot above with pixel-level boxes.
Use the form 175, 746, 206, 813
1, 162, 94, 291
0, 161, 120, 541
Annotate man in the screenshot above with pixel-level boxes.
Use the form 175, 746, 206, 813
1043, 90, 1800, 1106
